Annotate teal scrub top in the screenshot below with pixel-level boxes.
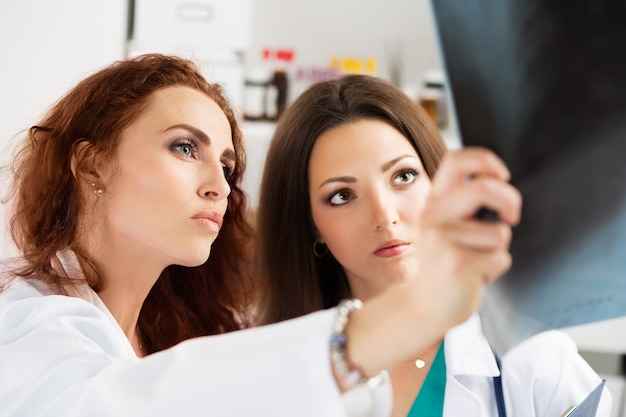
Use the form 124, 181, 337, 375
407, 340, 446, 417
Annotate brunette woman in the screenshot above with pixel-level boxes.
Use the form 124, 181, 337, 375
257, 74, 611, 416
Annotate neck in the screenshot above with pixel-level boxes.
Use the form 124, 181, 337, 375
97, 283, 147, 339
93, 258, 157, 358
75, 229, 166, 352
349, 279, 412, 303
399, 338, 442, 367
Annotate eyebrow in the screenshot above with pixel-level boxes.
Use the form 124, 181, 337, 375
318, 175, 356, 189
165, 123, 236, 162
317, 154, 418, 189
381, 155, 417, 172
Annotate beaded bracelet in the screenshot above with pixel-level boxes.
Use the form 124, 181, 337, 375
330, 298, 387, 390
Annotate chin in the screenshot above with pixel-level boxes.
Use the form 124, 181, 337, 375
190, 253, 212, 267
386, 276, 412, 286
171, 249, 212, 268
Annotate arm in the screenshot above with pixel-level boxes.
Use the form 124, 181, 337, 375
0, 290, 349, 417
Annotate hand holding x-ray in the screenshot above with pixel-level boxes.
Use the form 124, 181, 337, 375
430, 0, 626, 357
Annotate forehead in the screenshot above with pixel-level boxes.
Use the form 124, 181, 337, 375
309, 119, 418, 169
148, 85, 229, 124
129, 85, 233, 146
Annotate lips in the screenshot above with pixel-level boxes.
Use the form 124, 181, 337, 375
191, 210, 223, 233
374, 239, 409, 258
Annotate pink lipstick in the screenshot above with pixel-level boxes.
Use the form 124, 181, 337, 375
191, 210, 223, 233
374, 240, 409, 258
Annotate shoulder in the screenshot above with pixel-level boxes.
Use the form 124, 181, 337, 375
0, 271, 56, 303
501, 330, 578, 392
502, 330, 611, 416
504, 329, 578, 368
0, 272, 131, 355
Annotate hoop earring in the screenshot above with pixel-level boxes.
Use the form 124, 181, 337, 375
313, 240, 328, 258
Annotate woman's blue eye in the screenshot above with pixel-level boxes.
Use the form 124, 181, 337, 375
328, 190, 354, 206
179, 144, 192, 156
172, 140, 198, 157
393, 169, 418, 185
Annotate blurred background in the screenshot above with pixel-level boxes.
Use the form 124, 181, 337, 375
0, 0, 459, 253
0, 2, 624, 413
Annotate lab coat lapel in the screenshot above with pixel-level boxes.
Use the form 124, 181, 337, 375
444, 378, 484, 416
443, 314, 502, 417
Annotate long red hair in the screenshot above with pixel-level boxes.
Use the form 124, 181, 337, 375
6, 54, 257, 352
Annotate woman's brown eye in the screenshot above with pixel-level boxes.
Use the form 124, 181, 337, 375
329, 190, 353, 206
393, 169, 418, 185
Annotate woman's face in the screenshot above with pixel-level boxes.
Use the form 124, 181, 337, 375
308, 119, 432, 300
96, 86, 234, 268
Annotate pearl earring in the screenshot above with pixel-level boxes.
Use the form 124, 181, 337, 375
89, 181, 103, 197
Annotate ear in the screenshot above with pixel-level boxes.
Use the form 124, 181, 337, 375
70, 139, 100, 182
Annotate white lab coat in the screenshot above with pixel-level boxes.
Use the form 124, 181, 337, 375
442, 314, 612, 416
0, 250, 612, 417
0, 250, 391, 417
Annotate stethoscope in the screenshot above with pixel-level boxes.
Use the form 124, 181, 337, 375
493, 353, 507, 417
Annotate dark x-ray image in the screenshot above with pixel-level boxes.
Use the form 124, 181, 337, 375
431, 0, 626, 353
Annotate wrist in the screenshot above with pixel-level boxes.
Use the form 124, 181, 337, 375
330, 299, 387, 392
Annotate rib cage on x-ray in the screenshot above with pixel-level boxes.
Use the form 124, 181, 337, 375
431, 0, 626, 353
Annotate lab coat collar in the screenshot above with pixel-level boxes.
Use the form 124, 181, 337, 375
52, 249, 132, 354
444, 313, 501, 378
441, 314, 502, 416
52, 249, 97, 302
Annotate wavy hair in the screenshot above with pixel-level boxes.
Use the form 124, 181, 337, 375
6, 53, 257, 352
257, 74, 447, 324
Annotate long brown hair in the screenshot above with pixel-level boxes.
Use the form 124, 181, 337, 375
6, 53, 256, 352
257, 74, 447, 324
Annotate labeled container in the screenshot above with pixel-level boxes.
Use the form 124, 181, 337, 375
418, 70, 448, 129
262, 48, 293, 121
243, 67, 272, 121
270, 69, 288, 120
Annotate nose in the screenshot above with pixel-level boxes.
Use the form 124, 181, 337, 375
198, 161, 231, 200
369, 190, 399, 229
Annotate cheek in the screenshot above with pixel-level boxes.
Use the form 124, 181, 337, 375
105, 162, 184, 225
118, 155, 189, 203
406, 182, 432, 216
113, 174, 165, 212
314, 212, 360, 260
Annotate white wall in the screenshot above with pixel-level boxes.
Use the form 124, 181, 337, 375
0, 0, 128, 259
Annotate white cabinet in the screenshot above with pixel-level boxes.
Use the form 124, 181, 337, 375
129, 0, 253, 112
133, 0, 252, 51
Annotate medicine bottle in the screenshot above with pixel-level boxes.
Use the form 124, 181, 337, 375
243, 67, 272, 121
418, 70, 448, 129
271, 69, 288, 120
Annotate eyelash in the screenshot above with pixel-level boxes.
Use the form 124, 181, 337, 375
172, 139, 236, 182
326, 189, 355, 206
325, 168, 420, 206
222, 163, 235, 182
394, 168, 419, 185
171, 139, 199, 158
